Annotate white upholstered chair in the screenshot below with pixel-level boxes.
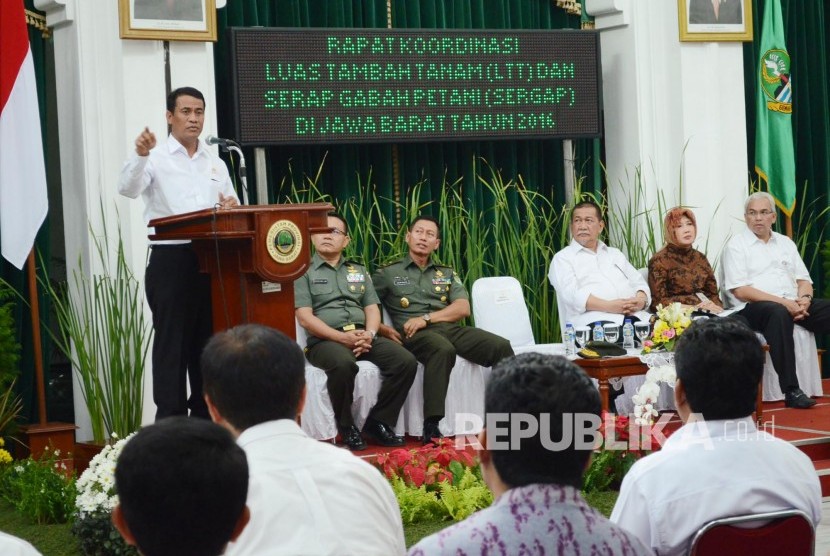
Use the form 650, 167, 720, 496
714, 271, 823, 402
471, 276, 563, 356
760, 326, 823, 401
295, 319, 410, 441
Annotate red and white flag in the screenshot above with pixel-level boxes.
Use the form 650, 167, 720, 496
0, 0, 48, 270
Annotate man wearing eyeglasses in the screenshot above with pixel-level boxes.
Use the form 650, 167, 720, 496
295, 213, 418, 450
722, 191, 830, 409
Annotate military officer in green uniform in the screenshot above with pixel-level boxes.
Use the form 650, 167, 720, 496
373, 215, 514, 444
295, 213, 418, 451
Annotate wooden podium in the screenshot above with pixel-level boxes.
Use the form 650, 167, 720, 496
149, 203, 332, 339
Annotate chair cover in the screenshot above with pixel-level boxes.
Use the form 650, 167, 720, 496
761, 326, 823, 401
471, 276, 536, 347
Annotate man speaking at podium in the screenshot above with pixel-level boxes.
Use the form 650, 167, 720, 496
119, 86, 239, 421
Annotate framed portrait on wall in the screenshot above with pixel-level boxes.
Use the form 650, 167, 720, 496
678, 0, 753, 42
119, 0, 217, 42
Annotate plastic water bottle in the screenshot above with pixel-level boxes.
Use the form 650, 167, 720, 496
564, 323, 576, 356
592, 321, 605, 342
622, 318, 635, 350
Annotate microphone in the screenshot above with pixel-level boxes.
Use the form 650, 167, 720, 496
205, 135, 235, 147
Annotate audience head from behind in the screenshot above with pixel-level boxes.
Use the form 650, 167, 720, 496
481, 352, 601, 493
112, 417, 250, 556
201, 324, 306, 434
408, 352, 654, 555
673, 317, 764, 422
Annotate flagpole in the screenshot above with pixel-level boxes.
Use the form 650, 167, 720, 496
26, 249, 47, 425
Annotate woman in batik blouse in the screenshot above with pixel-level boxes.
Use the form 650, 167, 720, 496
647, 207, 723, 314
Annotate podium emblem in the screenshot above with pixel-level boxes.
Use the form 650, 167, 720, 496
266, 220, 303, 264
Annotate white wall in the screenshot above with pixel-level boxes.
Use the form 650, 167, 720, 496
35, 0, 226, 441
587, 0, 748, 261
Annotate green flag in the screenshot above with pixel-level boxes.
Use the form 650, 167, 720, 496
755, 0, 795, 216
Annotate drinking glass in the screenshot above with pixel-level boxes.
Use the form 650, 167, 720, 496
603, 323, 619, 343
575, 327, 590, 348
634, 322, 650, 343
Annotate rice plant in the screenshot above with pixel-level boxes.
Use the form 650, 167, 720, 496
38, 205, 151, 443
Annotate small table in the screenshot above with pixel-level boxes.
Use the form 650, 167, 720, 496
574, 356, 648, 413
574, 355, 765, 425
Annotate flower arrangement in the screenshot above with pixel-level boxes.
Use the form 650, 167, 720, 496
73, 433, 138, 556
0, 446, 76, 524
374, 438, 492, 523
641, 302, 693, 353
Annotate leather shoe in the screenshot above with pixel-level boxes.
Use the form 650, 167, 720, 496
422, 419, 443, 445
340, 426, 367, 451
785, 388, 817, 409
363, 418, 404, 447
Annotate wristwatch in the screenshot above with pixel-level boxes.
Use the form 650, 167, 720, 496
422, 313, 431, 324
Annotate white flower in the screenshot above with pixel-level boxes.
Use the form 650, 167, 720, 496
633, 363, 677, 425
75, 432, 137, 518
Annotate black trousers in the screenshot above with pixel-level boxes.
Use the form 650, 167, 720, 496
737, 299, 830, 392
306, 336, 418, 430
145, 245, 213, 420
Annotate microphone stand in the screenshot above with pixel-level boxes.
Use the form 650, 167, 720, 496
212, 138, 249, 205
225, 144, 249, 205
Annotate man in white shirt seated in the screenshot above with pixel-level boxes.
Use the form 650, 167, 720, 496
549, 200, 651, 329
721, 191, 829, 409
201, 324, 406, 556
611, 318, 821, 556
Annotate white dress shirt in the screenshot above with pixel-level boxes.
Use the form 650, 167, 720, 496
118, 136, 238, 244
549, 239, 651, 327
224, 419, 406, 556
721, 228, 812, 310
0, 532, 42, 556
611, 417, 821, 556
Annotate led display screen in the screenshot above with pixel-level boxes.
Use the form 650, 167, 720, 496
229, 27, 602, 145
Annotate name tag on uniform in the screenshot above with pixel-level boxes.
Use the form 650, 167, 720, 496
394, 277, 410, 286
312, 278, 328, 284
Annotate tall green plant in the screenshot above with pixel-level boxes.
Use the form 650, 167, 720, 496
0, 286, 21, 389
0, 286, 26, 437
606, 166, 673, 269
41, 208, 151, 443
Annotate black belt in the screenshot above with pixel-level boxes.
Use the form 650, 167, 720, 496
338, 324, 365, 332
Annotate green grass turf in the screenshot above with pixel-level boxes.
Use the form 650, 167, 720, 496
0, 498, 78, 555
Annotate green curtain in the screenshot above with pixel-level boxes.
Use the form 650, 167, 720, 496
213, 0, 596, 228
0, 1, 56, 424
743, 1, 830, 291
743, 0, 830, 369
